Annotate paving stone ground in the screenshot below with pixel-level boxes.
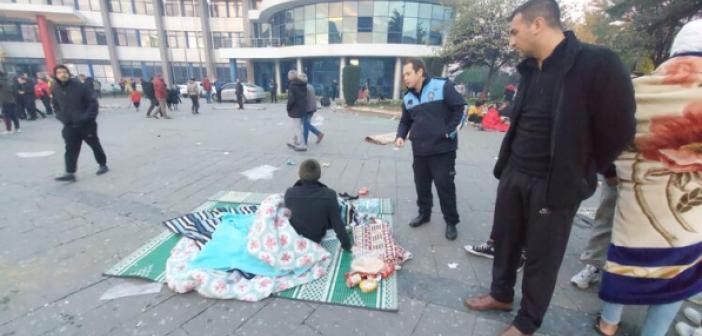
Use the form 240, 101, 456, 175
0, 98, 694, 336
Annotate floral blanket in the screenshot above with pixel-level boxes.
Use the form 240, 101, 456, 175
601, 56, 702, 305
165, 194, 331, 301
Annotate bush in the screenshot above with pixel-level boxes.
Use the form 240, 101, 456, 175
343, 65, 361, 105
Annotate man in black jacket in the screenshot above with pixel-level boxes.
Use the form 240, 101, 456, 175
286, 70, 308, 152
235, 79, 244, 110
141, 77, 157, 118
395, 58, 465, 241
284, 159, 351, 251
17, 75, 45, 120
463, 1, 636, 336
52, 65, 108, 182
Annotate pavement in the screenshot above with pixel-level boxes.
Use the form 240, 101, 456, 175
0, 98, 695, 336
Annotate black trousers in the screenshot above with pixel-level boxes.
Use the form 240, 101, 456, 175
490, 163, 578, 334
41, 97, 53, 115
23, 97, 44, 119
62, 121, 107, 174
146, 98, 158, 116
270, 91, 277, 103
2, 102, 19, 130
236, 95, 244, 109
190, 95, 199, 113
412, 151, 459, 225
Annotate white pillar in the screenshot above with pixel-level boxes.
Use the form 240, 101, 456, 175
393, 57, 402, 100
246, 59, 254, 84
274, 59, 282, 95
339, 57, 346, 102
296, 58, 303, 72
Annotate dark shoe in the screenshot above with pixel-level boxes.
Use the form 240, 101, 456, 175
96, 165, 109, 175
445, 225, 457, 240
464, 240, 495, 259
54, 173, 76, 182
463, 294, 512, 312
316, 133, 325, 144
500, 325, 533, 336
294, 147, 307, 152
409, 214, 430, 228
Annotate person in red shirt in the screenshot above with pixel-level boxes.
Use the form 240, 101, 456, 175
130, 90, 141, 112
34, 77, 53, 115
152, 75, 171, 119
201, 77, 212, 104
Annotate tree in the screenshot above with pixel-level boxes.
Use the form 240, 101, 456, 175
441, 0, 519, 98
342, 65, 361, 106
607, 0, 702, 66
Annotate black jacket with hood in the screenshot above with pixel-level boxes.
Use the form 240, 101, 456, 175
52, 71, 99, 127
286, 79, 308, 118
494, 31, 636, 208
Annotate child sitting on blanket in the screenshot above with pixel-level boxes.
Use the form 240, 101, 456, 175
284, 159, 352, 251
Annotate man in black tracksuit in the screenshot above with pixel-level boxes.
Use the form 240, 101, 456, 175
395, 58, 465, 241
141, 77, 157, 117
52, 65, 109, 182
463, 2, 636, 335
235, 79, 244, 110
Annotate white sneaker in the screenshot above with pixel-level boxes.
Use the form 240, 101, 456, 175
676, 321, 702, 336
570, 264, 600, 289
685, 307, 702, 326
690, 293, 702, 305
14, 128, 21, 133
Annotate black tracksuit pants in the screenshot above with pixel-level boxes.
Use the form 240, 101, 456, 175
489, 162, 579, 334
62, 121, 107, 174
412, 151, 459, 225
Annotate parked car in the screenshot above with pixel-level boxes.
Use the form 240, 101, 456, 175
219, 82, 267, 103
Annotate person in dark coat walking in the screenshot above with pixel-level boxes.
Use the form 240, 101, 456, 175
52, 64, 108, 182
463, 2, 636, 335
284, 159, 351, 251
235, 79, 244, 110
286, 70, 308, 151
269, 80, 277, 103
16, 75, 45, 120
142, 77, 158, 118
0, 71, 20, 134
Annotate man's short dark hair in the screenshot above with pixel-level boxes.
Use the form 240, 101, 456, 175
299, 159, 321, 182
510, 0, 562, 29
403, 58, 428, 78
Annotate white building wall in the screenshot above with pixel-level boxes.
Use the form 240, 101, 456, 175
115, 46, 161, 61
163, 17, 201, 31
77, 10, 103, 26
209, 17, 245, 32
60, 44, 110, 60
0, 42, 44, 58
110, 14, 157, 29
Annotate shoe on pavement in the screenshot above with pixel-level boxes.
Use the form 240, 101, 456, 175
445, 225, 457, 240
500, 325, 533, 336
316, 133, 325, 144
570, 264, 600, 289
464, 240, 495, 259
14, 128, 21, 133
96, 165, 109, 175
684, 307, 702, 326
676, 321, 702, 336
54, 173, 76, 182
409, 214, 430, 228
463, 294, 512, 312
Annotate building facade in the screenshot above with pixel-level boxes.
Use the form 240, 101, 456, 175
0, 0, 452, 99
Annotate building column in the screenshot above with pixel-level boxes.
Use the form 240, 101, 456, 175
339, 56, 346, 101
393, 57, 402, 100
229, 58, 237, 81
274, 59, 282, 95
98, 0, 121, 82
36, 15, 59, 72
296, 58, 302, 72
245, 60, 254, 84
152, 0, 172, 85
198, 0, 216, 79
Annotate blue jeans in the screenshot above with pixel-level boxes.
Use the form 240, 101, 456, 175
601, 301, 682, 336
303, 113, 321, 145
205, 91, 211, 104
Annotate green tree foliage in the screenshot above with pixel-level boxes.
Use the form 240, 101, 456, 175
441, 0, 519, 97
343, 65, 361, 106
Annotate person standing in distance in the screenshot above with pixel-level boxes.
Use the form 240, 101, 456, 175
395, 58, 465, 241
462, 1, 636, 335
235, 79, 244, 110
52, 65, 109, 182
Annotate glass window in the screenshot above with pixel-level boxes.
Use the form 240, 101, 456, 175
373, 0, 388, 16
20, 24, 38, 42
0, 23, 21, 42
304, 33, 314, 45
418, 3, 431, 19
186, 31, 200, 47
343, 17, 357, 32
316, 33, 327, 45
90, 0, 100, 10
357, 32, 371, 43
228, 0, 242, 17
372, 32, 386, 43
109, 0, 122, 12
402, 17, 417, 43
329, 2, 342, 18
294, 6, 304, 21
388, 13, 403, 32
141, 30, 159, 47
444, 7, 453, 20
358, 0, 372, 16
373, 16, 388, 32
134, 0, 153, 14
417, 18, 429, 44
404, 2, 418, 18
388, 1, 403, 16
210, 0, 226, 17
315, 2, 328, 19
304, 20, 315, 35
429, 19, 443, 45
358, 17, 372, 33
316, 19, 328, 33
343, 1, 357, 16
76, 0, 96, 10
342, 32, 356, 44
304, 5, 315, 20
432, 4, 443, 20
183, 0, 197, 16
57, 26, 83, 44
328, 18, 342, 44
164, 0, 180, 16
167, 31, 187, 48
85, 27, 106, 45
